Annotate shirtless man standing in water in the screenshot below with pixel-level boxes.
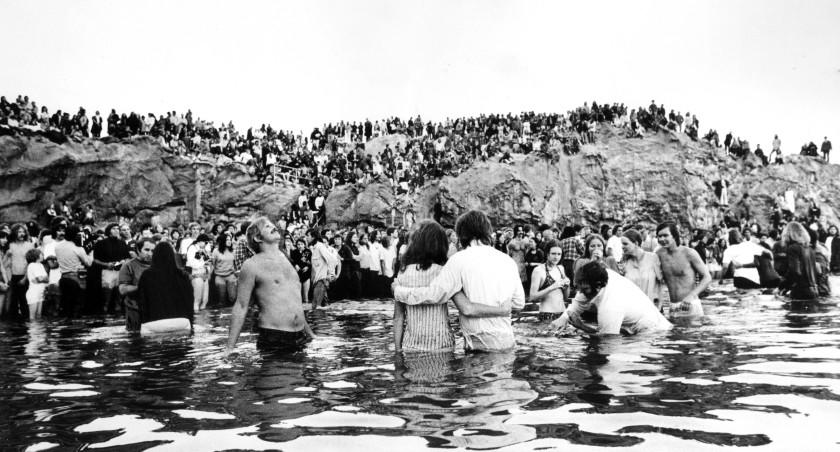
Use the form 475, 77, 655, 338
655, 222, 712, 317
226, 217, 315, 355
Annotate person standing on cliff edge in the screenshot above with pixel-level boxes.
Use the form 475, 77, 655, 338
821, 137, 832, 162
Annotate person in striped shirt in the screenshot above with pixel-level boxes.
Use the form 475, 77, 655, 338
394, 219, 512, 351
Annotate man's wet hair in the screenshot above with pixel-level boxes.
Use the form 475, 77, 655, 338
656, 222, 681, 246
574, 260, 609, 290
455, 210, 493, 249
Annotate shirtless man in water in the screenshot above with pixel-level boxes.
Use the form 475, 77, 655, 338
226, 217, 315, 355
655, 222, 712, 317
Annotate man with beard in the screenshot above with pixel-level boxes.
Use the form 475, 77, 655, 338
119, 238, 155, 332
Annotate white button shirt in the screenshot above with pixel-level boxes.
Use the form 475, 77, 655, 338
394, 244, 525, 351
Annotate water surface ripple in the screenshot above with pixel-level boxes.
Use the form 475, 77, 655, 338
3, 282, 840, 451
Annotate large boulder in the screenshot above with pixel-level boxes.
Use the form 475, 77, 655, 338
362, 134, 408, 157
328, 126, 840, 230
325, 180, 396, 226
0, 129, 300, 224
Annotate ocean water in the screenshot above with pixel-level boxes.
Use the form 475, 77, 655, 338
2, 281, 840, 451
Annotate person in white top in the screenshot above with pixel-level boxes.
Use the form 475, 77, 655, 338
393, 210, 523, 351
25, 248, 49, 319
605, 225, 624, 262
185, 234, 211, 310
308, 229, 339, 309
721, 228, 773, 289
379, 236, 397, 296
551, 262, 672, 335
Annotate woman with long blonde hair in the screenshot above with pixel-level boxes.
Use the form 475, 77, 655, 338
778, 221, 818, 300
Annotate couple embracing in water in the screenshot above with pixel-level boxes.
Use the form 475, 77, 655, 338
393, 210, 524, 352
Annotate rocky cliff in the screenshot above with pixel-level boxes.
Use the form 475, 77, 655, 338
1, 125, 837, 231
327, 126, 840, 230
0, 129, 300, 225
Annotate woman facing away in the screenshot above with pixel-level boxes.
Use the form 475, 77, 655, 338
137, 242, 194, 334
777, 221, 819, 301
528, 239, 569, 322
393, 220, 509, 352
619, 229, 665, 310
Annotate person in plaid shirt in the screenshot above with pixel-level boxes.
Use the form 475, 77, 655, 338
232, 222, 254, 273
558, 226, 583, 282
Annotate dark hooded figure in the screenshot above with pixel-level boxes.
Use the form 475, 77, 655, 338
137, 242, 194, 328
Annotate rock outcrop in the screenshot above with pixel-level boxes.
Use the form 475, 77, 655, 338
2, 125, 838, 231
326, 126, 840, 230
0, 129, 300, 225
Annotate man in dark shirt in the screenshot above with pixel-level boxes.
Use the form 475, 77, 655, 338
93, 223, 131, 314
119, 238, 154, 332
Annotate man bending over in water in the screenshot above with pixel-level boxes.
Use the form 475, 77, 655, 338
655, 222, 711, 317
550, 261, 672, 335
227, 217, 315, 355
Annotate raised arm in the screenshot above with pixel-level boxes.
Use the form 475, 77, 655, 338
226, 261, 256, 352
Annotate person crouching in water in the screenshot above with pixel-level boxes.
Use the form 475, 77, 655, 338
226, 217, 315, 355
136, 242, 194, 334
528, 239, 569, 321
550, 261, 672, 335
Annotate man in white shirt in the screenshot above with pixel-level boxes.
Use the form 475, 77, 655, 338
393, 210, 523, 351
721, 228, 773, 289
308, 229, 339, 309
551, 261, 672, 335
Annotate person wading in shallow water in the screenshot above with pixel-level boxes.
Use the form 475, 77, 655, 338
655, 222, 712, 317
393, 210, 521, 352
226, 217, 315, 355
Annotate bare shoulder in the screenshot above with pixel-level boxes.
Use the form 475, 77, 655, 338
680, 246, 703, 261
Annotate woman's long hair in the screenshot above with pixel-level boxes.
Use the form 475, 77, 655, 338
781, 221, 811, 248
148, 242, 190, 288
582, 233, 606, 259
216, 232, 231, 254
401, 220, 449, 272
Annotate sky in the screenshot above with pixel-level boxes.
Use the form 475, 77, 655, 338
1, 0, 838, 158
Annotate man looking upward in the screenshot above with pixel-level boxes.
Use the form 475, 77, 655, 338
227, 217, 314, 355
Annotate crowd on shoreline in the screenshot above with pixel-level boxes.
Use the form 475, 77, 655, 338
0, 191, 835, 342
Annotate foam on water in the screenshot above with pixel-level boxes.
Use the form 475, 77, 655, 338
271, 411, 406, 429
24, 383, 93, 391
173, 409, 236, 420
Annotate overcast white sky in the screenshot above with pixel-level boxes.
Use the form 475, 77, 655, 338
1, 0, 838, 157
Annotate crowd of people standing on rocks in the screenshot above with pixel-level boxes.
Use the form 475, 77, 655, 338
5, 93, 832, 222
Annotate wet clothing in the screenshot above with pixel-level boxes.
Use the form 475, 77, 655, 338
620, 251, 663, 303
779, 243, 818, 300
136, 267, 194, 326
396, 264, 456, 351
538, 311, 562, 322
118, 258, 150, 332
394, 244, 525, 352
560, 269, 672, 335
256, 327, 311, 354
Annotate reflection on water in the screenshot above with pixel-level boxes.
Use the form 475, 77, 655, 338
3, 283, 840, 450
